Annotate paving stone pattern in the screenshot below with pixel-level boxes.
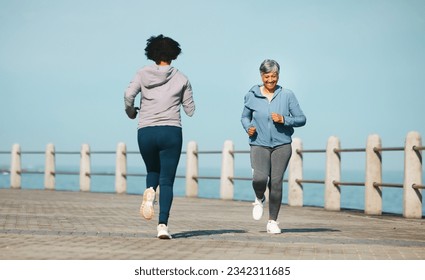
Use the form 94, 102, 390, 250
0, 189, 424, 260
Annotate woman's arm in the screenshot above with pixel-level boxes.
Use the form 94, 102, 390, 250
283, 92, 306, 127
124, 72, 141, 119
182, 80, 195, 117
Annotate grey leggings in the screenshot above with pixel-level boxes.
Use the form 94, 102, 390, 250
250, 144, 292, 221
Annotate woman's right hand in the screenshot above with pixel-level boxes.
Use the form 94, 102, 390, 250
247, 126, 256, 137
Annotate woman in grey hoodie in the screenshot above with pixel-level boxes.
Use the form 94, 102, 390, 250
124, 35, 195, 239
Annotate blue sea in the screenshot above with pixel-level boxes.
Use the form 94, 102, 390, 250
1, 163, 424, 216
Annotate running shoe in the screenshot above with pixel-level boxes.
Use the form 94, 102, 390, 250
252, 196, 265, 220
140, 187, 155, 220
267, 220, 281, 234
157, 224, 172, 239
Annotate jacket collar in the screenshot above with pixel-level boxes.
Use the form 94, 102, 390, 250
250, 85, 283, 98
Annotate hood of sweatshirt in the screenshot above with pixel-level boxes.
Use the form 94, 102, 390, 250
140, 64, 178, 89
249, 84, 283, 98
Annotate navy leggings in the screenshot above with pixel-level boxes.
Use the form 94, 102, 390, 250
137, 126, 182, 225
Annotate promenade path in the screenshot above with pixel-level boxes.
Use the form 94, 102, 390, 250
0, 188, 424, 260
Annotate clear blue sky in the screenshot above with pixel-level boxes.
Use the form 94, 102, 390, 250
1, 0, 424, 170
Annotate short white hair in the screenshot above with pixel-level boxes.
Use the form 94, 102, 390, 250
259, 59, 280, 74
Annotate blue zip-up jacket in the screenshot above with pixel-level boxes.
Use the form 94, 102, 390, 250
241, 85, 306, 148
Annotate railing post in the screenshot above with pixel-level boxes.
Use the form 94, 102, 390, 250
10, 144, 21, 189
186, 141, 198, 197
325, 136, 341, 211
115, 142, 127, 194
403, 131, 422, 219
44, 143, 55, 190
220, 140, 234, 200
365, 134, 382, 215
80, 144, 90, 192
288, 138, 303, 206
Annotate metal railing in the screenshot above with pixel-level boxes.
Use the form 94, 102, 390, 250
1, 144, 423, 190
1, 131, 423, 218
295, 146, 425, 190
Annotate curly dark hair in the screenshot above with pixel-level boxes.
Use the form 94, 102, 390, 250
144, 34, 182, 63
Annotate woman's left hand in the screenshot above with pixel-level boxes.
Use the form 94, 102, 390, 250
271, 113, 284, 124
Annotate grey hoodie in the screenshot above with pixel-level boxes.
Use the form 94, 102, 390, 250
124, 64, 195, 128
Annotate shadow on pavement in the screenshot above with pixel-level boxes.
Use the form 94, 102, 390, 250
172, 229, 246, 239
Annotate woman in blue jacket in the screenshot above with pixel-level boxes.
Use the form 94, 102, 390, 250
241, 59, 306, 234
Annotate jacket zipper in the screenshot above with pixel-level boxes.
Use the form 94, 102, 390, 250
268, 98, 273, 146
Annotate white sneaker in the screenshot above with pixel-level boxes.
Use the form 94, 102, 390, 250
157, 224, 172, 239
252, 196, 265, 220
267, 220, 281, 234
140, 187, 155, 220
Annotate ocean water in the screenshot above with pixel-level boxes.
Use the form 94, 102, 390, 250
1, 165, 424, 216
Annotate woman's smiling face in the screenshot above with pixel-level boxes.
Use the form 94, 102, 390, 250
261, 72, 279, 93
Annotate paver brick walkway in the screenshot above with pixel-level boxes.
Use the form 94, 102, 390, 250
0, 189, 424, 260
